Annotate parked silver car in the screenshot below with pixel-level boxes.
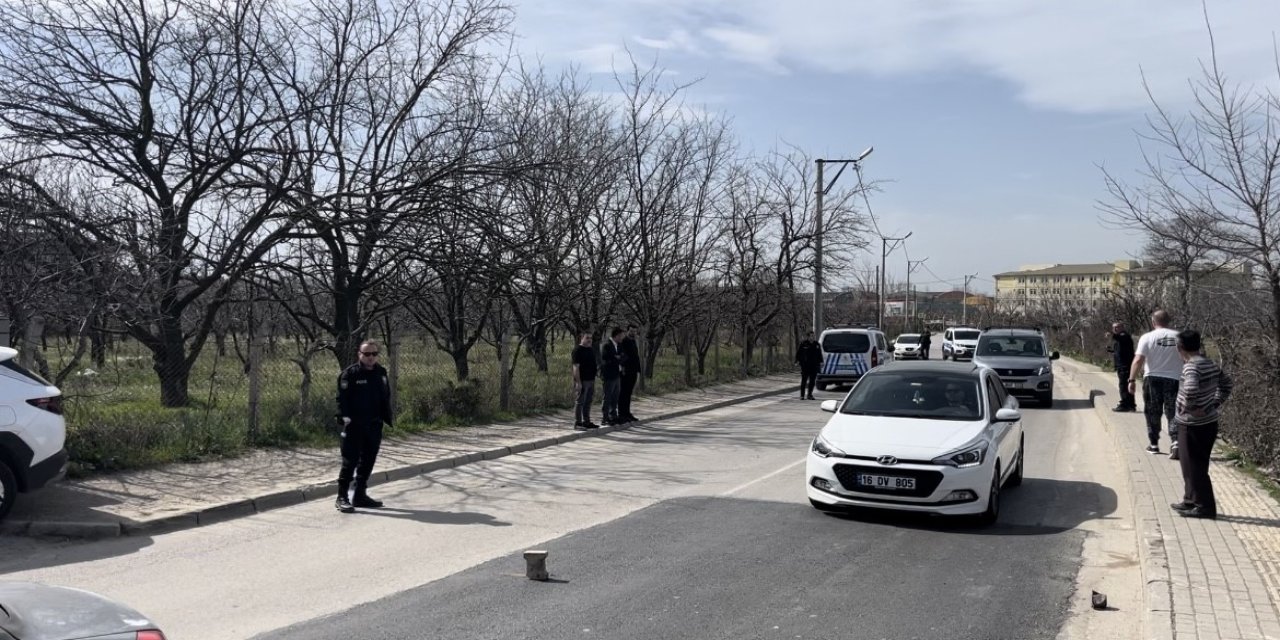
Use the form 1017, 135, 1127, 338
972, 327, 1060, 407
0, 582, 167, 640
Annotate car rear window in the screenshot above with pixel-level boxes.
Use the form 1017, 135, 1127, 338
954, 330, 980, 340
0, 359, 51, 386
822, 333, 871, 353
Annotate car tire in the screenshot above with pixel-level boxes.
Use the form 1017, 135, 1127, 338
977, 466, 1000, 526
816, 382, 827, 391
1039, 391, 1054, 408
0, 460, 16, 522
1008, 436, 1024, 488
942, 351, 948, 361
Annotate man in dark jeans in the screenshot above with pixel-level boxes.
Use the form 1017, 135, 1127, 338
795, 331, 822, 399
919, 332, 931, 360
1129, 310, 1183, 457
571, 332, 599, 430
1107, 322, 1136, 412
618, 325, 641, 423
600, 327, 624, 425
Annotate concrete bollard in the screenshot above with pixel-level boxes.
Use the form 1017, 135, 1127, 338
524, 550, 549, 581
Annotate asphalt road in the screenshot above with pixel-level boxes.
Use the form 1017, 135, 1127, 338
1, 346, 1137, 640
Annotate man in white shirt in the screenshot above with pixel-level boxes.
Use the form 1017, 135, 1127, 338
1128, 310, 1183, 458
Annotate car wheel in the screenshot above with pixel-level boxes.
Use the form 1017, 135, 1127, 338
942, 351, 949, 361
1039, 391, 1054, 408
816, 382, 827, 391
0, 460, 16, 522
1008, 435, 1024, 487
977, 466, 1000, 526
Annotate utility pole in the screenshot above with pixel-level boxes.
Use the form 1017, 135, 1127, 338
962, 273, 978, 326
907, 258, 928, 331
878, 232, 912, 329
813, 148, 873, 335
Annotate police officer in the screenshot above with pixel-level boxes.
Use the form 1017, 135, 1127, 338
335, 340, 393, 513
796, 331, 823, 399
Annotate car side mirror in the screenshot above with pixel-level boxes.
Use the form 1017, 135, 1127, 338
995, 408, 1021, 423
820, 400, 839, 413
1050, 351, 1060, 360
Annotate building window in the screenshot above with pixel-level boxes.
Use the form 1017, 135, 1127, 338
1018, 277, 1025, 283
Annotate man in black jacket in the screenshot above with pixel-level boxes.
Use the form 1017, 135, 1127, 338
1107, 322, 1137, 412
600, 328, 624, 425
335, 340, 394, 513
796, 331, 823, 399
618, 325, 642, 423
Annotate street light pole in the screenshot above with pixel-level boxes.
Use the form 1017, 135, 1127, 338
878, 231, 912, 329
813, 147, 873, 335
907, 258, 928, 330
962, 273, 978, 325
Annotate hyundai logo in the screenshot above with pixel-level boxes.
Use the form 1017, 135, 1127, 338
877, 455, 899, 466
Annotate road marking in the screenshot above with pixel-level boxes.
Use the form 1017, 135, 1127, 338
721, 458, 807, 496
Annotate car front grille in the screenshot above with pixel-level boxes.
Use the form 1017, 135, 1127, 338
996, 368, 1038, 377
831, 464, 945, 498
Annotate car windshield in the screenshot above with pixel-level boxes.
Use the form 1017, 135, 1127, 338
978, 336, 1046, 357
822, 333, 870, 353
953, 330, 980, 341
840, 372, 983, 421
895, 335, 920, 344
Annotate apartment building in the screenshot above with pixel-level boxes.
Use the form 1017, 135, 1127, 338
993, 259, 1251, 313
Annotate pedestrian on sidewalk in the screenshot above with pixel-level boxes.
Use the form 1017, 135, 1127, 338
335, 340, 393, 513
1170, 329, 1233, 520
1107, 322, 1137, 412
618, 325, 641, 423
1129, 310, 1183, 458
796, 331, 822, 399
600, 327, 624, 425
572, 332, 599, 430
919, 332, 931, 360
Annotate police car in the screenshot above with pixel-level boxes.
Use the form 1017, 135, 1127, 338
815, 325, 892, 391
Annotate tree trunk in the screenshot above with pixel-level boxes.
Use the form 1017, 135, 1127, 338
526, 326, 549, 373
643, 330, 665, 381
452, 347, 471, 381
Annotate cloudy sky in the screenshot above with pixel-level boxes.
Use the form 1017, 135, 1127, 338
507, 1, 1280, 294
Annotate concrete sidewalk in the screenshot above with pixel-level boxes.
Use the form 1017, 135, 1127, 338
1061, 357, 1280, 640
2, 375, 798, 539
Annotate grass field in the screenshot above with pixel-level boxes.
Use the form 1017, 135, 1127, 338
39, 333, 782, 477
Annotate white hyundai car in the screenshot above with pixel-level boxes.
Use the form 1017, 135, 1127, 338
0, 347, 68, 521
806, 361, 1024, 525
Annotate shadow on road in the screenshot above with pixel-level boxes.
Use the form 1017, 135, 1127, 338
355, 507, 511, 527
828, 477, 1118, 536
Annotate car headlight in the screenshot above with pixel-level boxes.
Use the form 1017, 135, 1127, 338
1036, 365, 1052, 376
811, 434, 847, 458
931, 441, 989, 468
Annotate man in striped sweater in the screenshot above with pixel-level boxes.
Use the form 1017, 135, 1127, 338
1170, 329, 1233, 520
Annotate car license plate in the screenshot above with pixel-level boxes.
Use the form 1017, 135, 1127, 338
1005, 381, 1023, 388
857, 474, 916, 490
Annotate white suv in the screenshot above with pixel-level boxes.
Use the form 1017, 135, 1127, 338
815, 326, 893, 391
0, 347, 68, 520
943, 327, 982, 361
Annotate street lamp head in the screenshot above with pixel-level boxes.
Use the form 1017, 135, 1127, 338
856, 147, 874, 162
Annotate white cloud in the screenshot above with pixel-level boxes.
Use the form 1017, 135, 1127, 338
513, 0, 1280, 113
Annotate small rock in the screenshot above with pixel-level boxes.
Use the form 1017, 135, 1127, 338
1091, 590, 1108, 610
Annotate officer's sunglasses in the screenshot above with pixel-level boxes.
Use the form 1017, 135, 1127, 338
360, 351, 379, 357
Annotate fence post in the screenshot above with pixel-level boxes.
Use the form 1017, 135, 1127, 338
19, 315, 43, 369
247, 320, 265, 442
498, 322, 512, 412
388, 331, 400, 420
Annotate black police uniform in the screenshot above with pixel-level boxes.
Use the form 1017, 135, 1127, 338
336, 362, 393, 509
796, 339, 823, 399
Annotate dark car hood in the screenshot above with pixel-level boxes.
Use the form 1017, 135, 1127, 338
0, 582, 155, 640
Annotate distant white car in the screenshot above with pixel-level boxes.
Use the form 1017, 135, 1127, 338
806, 361, 1024, 525
891, 333, 923, 359
942, 327, 981, 361
0, 347, 68, 521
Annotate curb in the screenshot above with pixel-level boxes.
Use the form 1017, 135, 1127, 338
1061, 358, 1175, 640
13, 383, 794, 540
